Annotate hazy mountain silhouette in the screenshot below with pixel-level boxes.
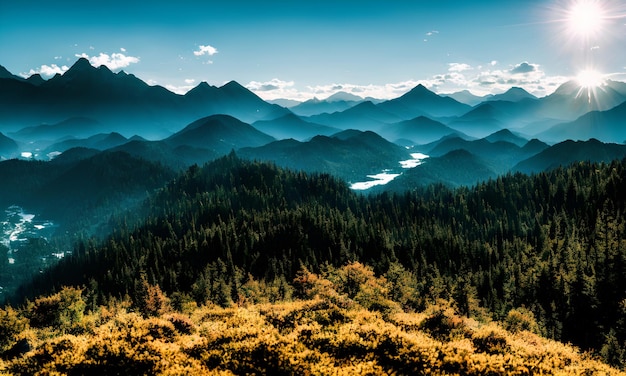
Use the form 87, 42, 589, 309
0, 132, 19, 159
378, 84, 471, 119
484, 129, 528, 147
533, 80, 626, 125
486, 87, 536, 102
513, 138, 626, 174
538, 101, 626, 143
427, 136, 540, 174
165, 114, 275, 155
443, 90, 489, 106
252, 114, 339, 141
384, 149, 497, 190
239, 130, 411, 182
307, 101, 401, 130
43, 132, 129, 155
11, 117, 102, 142
379, 116, 464, 145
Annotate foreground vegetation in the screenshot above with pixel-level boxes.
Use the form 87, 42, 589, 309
1, 263, 623, 375
5, 153, 626, 371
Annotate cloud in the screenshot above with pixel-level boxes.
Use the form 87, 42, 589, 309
426, 30, 439, 36
510, 61, 537, 74
21, 64, 69, 78
120, 47, 126, 52
448, 63, 472, 72
75, 52, 140, 70
246, 79, 296, 98
194, 45, 218, 57
184, 79, 196, 84
417, 60, 571, 97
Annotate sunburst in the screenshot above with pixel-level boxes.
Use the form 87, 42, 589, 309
575, 68, 606, 104
567, 0, 606, 39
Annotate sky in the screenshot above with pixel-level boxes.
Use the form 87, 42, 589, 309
1, 0, 626, 101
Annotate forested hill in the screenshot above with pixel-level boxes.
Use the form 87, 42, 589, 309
14, 153, 626, 365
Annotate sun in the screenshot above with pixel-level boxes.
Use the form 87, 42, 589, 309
567, 0, 606, 38
576, 69, 605, 88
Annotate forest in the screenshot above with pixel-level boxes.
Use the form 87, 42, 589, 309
2, 152, 626, 373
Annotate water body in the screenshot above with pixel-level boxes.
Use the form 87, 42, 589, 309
350, 153, 430, 190
1, 206, 58, 297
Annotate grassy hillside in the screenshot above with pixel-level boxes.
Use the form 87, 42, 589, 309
1, 263, 622, 375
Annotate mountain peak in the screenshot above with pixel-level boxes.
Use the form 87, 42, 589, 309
325, 91, 363, 102
0, 65, 17, 80
70, 57, 94, 72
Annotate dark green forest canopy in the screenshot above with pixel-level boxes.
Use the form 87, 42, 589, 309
14, 153, 626, 360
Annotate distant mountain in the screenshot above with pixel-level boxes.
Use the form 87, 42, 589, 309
427, 136, 540, 174
534, 80, 626, 124
0, 132, 19, 159
443, 90, 489, 106
44, 132, 129, 155
165, 114, 275, 155
239, 130, 411, 182
0, 65, 25, 81
267, 98, 301, 108
538, 101, 626, 143
252, 114, 339, 141
384, 149, 497, 190
290, 98, 363, 117
484, 129, 528, 147
486, 87, 536, 103
378, 84, 471, 119
307, 101, 401, 130
379, 116, 463, 145
0, 58, 289, 137
520, 138, 550, 155
447, 103, 507, 138
513, 138, 626, 174
11, 117, 103, 142
325, 91, 364, 102
185, 81, 289, 124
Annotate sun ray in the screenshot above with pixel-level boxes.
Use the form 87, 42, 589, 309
567, 0, 606, 38
575, 68, 606, 104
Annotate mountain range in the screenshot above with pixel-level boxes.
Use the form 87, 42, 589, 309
1, 57, 626, 192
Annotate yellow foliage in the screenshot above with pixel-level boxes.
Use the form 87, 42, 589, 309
1, 275, 625, 375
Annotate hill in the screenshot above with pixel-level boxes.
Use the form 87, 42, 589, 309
538, 101, 626, 143
385, 149, 497, 189
239, 130, 411, 181
307, 101, 401, 130
165, 114, 275, 154
252, 113, 339, 141
379, 116, 462, 145
513, 138, 626, 174
0, 133, 19, 159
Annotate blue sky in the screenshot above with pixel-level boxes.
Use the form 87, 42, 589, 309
1, 0, 625, 100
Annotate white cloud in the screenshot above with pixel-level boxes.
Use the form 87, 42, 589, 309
425, 61, 570, 97
194, 45, 218, 57
448, 63, 472, 72
120, 47, 126, 52
74, 52, 140, 70
21, 64, 69, 78
247, 78, 424, 101
185, 78, 196, 84
490, 60, 498, 66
